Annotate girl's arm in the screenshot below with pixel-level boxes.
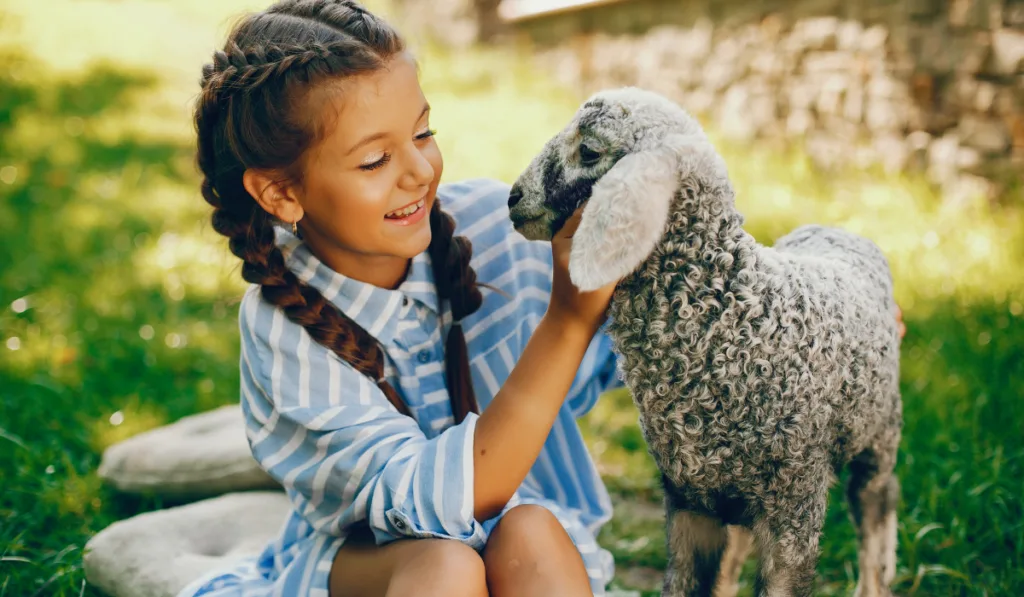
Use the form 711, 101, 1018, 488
472, 207, 619, 520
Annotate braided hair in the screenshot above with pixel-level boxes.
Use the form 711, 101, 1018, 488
195, 0, 483, 422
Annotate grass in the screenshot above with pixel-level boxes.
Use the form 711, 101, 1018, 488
1, 1, 1022, 596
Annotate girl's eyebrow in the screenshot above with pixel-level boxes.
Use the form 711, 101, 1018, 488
344, 103, 431, 156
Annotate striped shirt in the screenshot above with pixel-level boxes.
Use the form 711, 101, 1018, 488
177, 178, 623, 597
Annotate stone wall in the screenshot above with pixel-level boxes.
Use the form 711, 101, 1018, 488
408, 0, 1024, 202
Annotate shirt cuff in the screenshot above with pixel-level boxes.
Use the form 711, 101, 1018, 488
375, 412, 490, 550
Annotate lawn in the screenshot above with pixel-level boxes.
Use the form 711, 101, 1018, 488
1, 1, 1022, 596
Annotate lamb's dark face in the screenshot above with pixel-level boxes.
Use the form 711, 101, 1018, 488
508, 88, 703, 241
508, 88, 716, 290
508, 98, 633, 240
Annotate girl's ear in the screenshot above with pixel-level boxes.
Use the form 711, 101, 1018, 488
242, 169, 304, 224
568, 135, 694, 291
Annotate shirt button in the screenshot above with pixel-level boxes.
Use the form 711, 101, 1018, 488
394, 518, 406, 530
402, 296, 409, 306
417, 350, 431, 364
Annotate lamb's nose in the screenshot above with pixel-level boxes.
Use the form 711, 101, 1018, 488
507, 185, 524, 208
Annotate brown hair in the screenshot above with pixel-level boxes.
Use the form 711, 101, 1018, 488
195, 0, 482, 422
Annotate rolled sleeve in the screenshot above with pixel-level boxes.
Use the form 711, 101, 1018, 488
240, 290, 489, 548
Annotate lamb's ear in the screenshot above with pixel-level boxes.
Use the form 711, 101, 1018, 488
568, 136, 689, 291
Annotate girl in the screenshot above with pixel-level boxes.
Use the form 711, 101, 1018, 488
179, 2, 907, 596
179, 1, 623, 596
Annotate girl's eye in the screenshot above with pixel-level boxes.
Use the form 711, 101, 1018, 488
360, 152, 391, 171
415, 128, 437, 140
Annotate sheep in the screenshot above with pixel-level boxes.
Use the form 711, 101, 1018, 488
507, 87, 903, 597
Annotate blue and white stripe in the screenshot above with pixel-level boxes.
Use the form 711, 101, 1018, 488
177, 178, 623, 597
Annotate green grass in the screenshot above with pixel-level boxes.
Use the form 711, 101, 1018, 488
1, 1, 1022, 596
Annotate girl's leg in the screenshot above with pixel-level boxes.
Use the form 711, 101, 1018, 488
329, 525, 488, 597
483, 504, 593, 597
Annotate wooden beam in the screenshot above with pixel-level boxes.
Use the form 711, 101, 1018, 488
496, 0, 633, 22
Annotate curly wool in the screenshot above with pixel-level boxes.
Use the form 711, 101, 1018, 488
509, 87, 902, 596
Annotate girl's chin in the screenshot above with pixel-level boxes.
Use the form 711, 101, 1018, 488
386, 220, 433, 258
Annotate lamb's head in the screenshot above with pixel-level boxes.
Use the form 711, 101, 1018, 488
508, 87, 722, 291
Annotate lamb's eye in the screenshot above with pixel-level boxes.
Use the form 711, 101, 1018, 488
579, 143, 601, 166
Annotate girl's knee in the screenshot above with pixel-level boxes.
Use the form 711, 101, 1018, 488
389, 540, 486, 597
484, 505, 592, 596
484, 504, 577, 563
491, 504, 564, 542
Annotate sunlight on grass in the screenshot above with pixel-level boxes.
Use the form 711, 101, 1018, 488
40, 455, 105, 519
88, 396, 169, 453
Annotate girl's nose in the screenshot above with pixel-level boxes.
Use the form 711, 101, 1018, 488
404, 145, 434, 188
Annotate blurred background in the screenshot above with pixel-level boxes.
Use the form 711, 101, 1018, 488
0, 0, 1021, 595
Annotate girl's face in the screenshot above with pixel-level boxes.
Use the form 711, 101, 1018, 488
292, 52, 443, 277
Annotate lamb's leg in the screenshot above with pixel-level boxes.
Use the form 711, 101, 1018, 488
662, 504, 728, 597
712, 526, 754, 597
751, 495, 826, 597
847, 449, 900, 597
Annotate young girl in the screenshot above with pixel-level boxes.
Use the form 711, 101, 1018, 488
178, 1, 624, 596
179, 2, 907, 596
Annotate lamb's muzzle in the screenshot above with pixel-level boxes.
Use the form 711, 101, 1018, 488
510, 86, 903, 597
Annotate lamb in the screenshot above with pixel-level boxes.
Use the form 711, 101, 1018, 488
507, 87, 903, 597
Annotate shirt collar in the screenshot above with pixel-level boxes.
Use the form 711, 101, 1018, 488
274, 227, 439, 347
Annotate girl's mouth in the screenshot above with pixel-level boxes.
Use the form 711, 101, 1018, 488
384, 198, 426, 225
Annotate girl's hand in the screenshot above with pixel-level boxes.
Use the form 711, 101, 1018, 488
546, 205, 620, 333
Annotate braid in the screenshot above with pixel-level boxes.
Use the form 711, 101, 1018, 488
428, 203, 484, 423
202, 40, 377, 96
194, 0, 412, 416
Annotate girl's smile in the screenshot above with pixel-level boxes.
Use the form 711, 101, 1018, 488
384, 195, 427, 224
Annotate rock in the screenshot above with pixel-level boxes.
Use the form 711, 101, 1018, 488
837, 20, 864, 51
844, 84, 866, 122
83, 492, 292, 597
751, 49, 786, 78
860, 25, 889, 53
928, 133, 962, 184
787, 108, 816, 136
806, 132, 847, 169
683, 88, 717, 116
989, 29, 1024, 75
957, 145, 984, 170
816, 74, 848, 115
974, 81, 999, 112
718, 84, 758, 140
874, 134, 910, 173
865, 98, 906, 132
793, 17, 840, 51
785, 78, 814, 111
97, 404, 279, 499
802, 52, 852, 74
867, 74, 903, 100
959, 114, 1013, 154
907, 130, 933, 170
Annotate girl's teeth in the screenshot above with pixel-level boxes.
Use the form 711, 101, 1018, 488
387, 200, 423, 219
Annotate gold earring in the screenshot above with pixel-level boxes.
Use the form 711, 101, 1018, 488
292, 220, 298, 236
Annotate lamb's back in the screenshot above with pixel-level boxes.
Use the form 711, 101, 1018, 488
754, 224, 901, 462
